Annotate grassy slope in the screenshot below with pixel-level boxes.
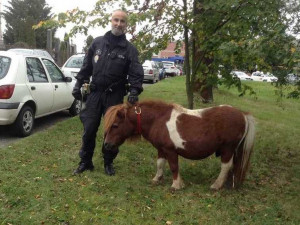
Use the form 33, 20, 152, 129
0, 76, 299, 224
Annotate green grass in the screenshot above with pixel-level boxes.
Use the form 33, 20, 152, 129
1, 76, 300, 224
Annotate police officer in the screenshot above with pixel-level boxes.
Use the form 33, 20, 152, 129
72, 9, 144, 175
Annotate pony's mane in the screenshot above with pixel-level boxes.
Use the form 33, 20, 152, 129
104, 103, 128, 133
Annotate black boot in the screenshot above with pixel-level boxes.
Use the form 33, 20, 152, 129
73, 161, 94, 175
104, 163, 115, 176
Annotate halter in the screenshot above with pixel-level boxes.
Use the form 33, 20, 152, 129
134, 106, 142, 134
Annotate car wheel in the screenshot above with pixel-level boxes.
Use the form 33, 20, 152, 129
11, 105, 34, 137
69, 99, 82, 116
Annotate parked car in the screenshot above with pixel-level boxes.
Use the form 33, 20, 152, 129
142, 60, 160, 83
153, 61, 166, 80
251, 71, 278, 82
262, 73, 278, 82
0, 51, 81, 137
8, 48, 55, 62
61, 53, 85, 80
286, 73, 300, 84
232, 71, 253, 81
251, 71, 265, 81
176, 65, 183, 76
162, 61, 177, 77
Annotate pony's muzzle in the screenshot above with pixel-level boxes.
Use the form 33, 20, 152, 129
104, 142, 116, 151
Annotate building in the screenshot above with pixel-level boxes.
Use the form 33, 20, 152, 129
152, 42, 185, 64
157, 42, 185, 58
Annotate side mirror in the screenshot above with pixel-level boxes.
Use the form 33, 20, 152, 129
64, 76, 72, 83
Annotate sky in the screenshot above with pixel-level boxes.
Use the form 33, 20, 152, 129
1, 0, 110, 52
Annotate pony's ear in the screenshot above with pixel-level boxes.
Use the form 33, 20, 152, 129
117, 108, 125, 119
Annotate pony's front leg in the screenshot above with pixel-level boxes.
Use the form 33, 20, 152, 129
166, 152, 185, 190
152, 150, 166, 184
211, 156, 233, 190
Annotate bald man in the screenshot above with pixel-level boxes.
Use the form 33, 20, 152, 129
72, 9, 144, 175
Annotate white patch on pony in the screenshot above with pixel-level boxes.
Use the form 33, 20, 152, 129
219, 104, 232, 107
152, 158, 166, 182
166, 107, 212, 149
181, 108, 209, 117
210, 156, 233, 190
166, 109, 185, 149
171, 174, 185, 190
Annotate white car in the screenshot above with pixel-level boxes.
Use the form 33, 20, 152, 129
162, 61, 177, 77
262, 73, 278, 82
142, 60, 159, 83
61, 53, 85, 80
0, 51, 81, 137
251, 71, 265, 81
232, 71, 253, 81
8, 48, 55, 62
286, 73, 300, 84
251, 71, 278, 82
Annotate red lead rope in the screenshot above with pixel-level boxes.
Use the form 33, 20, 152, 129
134, 106, 142, 134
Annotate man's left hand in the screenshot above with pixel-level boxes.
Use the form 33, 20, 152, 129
127, 89, 139, 104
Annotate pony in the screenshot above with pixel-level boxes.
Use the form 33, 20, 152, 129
104, 100, 255, 191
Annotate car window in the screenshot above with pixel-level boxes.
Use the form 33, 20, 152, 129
0, 56, 11, 79
42, 59, 65, 82
26, 57, 48, 83
65, 56, 84, 68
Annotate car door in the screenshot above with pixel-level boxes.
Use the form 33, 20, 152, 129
41, 58, 73, 112
26, 57, 54, 116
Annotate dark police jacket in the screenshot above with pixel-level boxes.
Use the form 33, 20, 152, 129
76, 31, 144, 93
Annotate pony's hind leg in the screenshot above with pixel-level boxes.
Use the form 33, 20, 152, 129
152, 150, 166, 184
210, 156, 233, 190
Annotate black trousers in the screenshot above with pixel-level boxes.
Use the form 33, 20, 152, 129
78, 89, 124, 165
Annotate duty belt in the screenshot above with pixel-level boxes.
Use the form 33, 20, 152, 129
90, 79, 128, 93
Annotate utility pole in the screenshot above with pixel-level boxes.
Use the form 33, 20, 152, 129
0, 0, 5, 50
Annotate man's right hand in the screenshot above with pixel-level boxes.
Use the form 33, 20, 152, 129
72, 80, 83, 100
72, 86, 82, 100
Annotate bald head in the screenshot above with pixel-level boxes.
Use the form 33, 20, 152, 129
111, 10, 128, 36
112, 10, 128, 22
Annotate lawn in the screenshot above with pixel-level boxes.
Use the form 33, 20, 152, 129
1, 76, 299, 224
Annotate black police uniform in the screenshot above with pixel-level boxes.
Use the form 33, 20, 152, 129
75, 31, 143, 173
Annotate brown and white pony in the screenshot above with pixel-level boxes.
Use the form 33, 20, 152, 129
104, 100, 255, 190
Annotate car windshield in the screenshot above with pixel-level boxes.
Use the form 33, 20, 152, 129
65, 56, 84, 68
235, 72, 246, 76
0, 56, 11, 79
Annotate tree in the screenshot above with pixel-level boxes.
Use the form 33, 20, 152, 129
36, 0, 300, 108
83, 35, 94, 53
3, 0, 53, 48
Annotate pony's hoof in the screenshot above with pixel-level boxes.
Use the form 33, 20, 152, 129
152, 176, 164, 185
170, 183, 185, 191
152, 179, 163, 186
169, 187, 178, 193
210, 183, 222, 191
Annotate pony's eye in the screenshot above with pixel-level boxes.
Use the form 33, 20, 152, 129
112, 123, 118, 128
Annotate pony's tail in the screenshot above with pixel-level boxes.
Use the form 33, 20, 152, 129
233, 114, 255, 187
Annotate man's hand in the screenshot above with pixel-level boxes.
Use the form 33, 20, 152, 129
72, 81, 82, 100
127, 89, 139, 104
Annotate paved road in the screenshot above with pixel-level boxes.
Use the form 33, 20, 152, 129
0, 83, 152, 148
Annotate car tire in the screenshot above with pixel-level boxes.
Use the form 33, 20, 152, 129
11, 105, 34, 137
69, 99, 81, 116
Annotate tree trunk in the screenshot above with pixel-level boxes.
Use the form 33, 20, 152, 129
183, 0, 194, 109
193, 0, 214, 103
